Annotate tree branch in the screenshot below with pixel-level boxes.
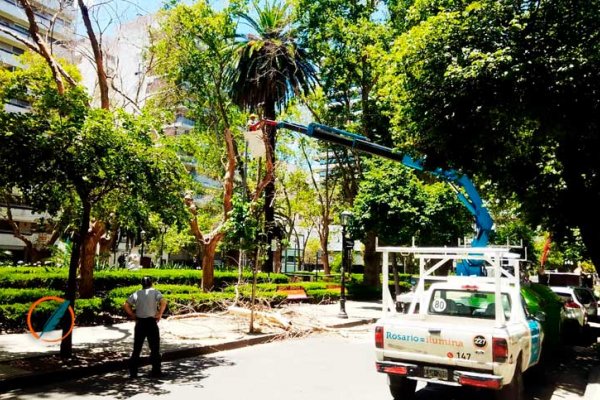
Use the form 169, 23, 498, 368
109, 79, 142, 113
3, 196, 34, 249
78, 0, 109, 109
0, 26, 40, 54
17, 0, 65, 93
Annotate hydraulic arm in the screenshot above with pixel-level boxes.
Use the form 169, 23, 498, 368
267, 120, 494, 276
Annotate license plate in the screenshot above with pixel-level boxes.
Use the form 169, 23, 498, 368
424, 366, 449, 380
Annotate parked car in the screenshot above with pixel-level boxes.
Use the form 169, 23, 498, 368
550, 286, 598, 326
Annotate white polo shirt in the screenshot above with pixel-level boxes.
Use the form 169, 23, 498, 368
127, 288, 164, 318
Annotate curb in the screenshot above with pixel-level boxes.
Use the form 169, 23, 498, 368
584, 366, 600, 400
327, 318, 378, 329
0, 333, 283, 393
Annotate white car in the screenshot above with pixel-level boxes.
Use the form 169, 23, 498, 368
550, 286, 597, 328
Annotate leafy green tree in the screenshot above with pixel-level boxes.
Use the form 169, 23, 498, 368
1, 0, 193, 358
353, 158, 472, 246
278, 165, 319, 271
0, 55, 187, 356
154, 1, 256, 291
229, 0, 318, 273
295, 0, 394, 286
296, 135, 340, 275
380, 0, 600, 273
0, 56, 187, 291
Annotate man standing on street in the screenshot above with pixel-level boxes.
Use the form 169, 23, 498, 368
123, 276, 167, 378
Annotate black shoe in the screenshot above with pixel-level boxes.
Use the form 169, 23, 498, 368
150, 370, 163, 378
129, 373, 138, 378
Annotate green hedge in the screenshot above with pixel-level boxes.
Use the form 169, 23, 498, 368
0, 298, 104, 332
305, 289, 342, 302
0, 267, 290, 292
93, 269, 202, 291
0, 271, 68, 290
0, 288, 63, 303
108, 284, 203, 299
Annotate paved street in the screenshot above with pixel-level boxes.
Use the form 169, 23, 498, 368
1, 324, 596, 400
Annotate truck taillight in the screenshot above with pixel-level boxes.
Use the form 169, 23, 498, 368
492, 337, 508, 362
458, 375, 502, 389
375, 326, 384, 348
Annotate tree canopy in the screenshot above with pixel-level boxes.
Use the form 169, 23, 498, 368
353, 158, 472, 246
0, 54, 188, 297
380, 0, 600, 271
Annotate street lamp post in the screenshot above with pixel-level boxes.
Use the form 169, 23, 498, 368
315, 250, 320, 281
159, 225, 167, 267
339, 210, 353, 319
296, 233, 304, 272
140, 230, 146, 262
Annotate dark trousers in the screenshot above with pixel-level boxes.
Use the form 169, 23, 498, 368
129, 317, 161, 375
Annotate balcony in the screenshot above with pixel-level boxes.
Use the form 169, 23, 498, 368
3, 98, 30, 113
0, 47, 20, 68
163, 115, 195, 136
0, 0, 74, 41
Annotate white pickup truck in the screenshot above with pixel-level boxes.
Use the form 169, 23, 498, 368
374, 246, 544, 400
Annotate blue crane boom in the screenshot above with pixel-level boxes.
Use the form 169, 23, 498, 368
268, 120, 494, 276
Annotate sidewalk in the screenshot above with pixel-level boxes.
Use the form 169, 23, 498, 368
0, 301, 381, 392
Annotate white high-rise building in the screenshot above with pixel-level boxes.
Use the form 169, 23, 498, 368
0, 0, 75, 262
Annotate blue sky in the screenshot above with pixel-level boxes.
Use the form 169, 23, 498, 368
80, 1, 228, 34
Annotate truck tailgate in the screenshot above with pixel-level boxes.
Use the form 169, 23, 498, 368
381, 315, 498, 370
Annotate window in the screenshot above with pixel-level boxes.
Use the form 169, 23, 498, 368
574, 288, 595, 304
428, 289, 511, 320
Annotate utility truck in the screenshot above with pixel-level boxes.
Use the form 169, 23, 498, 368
374, 246, 544, 400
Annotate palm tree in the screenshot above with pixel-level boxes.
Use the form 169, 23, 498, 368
229, 0, 317, 272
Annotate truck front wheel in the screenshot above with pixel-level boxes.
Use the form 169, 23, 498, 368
495, 361, 524, 400
388, 375, 417, 400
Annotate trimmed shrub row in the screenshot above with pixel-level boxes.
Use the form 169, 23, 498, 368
0, 288, 64, 304
0, 267, 290, 292
0, 298, 104, 332
0, 266, 388, 332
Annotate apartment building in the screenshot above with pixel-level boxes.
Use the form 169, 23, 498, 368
0, 0, 75, 262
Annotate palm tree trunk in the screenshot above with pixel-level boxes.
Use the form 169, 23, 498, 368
263, 102, 277, 273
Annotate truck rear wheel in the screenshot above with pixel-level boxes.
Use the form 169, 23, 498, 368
495, 360, 524, 400
388, 375, 417, 400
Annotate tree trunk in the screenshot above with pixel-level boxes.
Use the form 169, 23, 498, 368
321, 250, 330, 275
263, 102, 276, 273
61, 199, 90, 358
320, 224, 331, 275
273, 244, 282, 273
362, 230, 380, 287
79, 220, 105, 299
17, 0, 65, 94
187, 126, 236, 291
201, 235, 222, 292
3, 200, 42, 263
98, 223, 117, 265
